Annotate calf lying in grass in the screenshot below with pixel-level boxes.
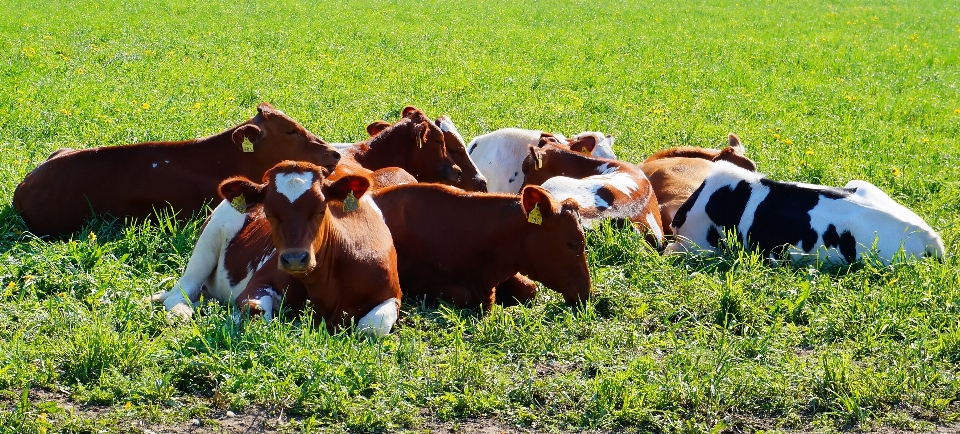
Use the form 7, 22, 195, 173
372, 183, 591, 309
667, 161, 945, 265
521, 136, 664, 248
14, 103, 341, 238
151, 161, 401, 337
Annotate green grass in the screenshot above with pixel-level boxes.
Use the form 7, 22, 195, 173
1, 0, 959, 432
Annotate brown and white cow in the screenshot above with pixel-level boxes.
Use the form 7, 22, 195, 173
332, 106, 463, 187
13, 103, 341, 238
151, 161, 401, 336
521, 136, 664, 248
640, 134, 757, 233
372, 183, 591, 310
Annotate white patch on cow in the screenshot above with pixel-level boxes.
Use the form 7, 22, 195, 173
360, 194, 384, 222
542, 176, 609, 211
438, 116, 489, 186
734, 182, 771, 246
598, 171, 639, 196
274, 172, 314, 203
151, 163, 157, 168
468, 128, 556, 193
572, 131, 617, 160
247, 287, 280, 322
356, 297, 400, 337
158, 200, 249, 318
645, 212, 664, 243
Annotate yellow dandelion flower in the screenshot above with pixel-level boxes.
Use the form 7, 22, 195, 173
892, 167, 901, 177
954, 108, 960, 114
784, 139, 793, 145
922, 137, 930, 143
6, 282, 14, 289
141, 102, 150, 109
194, 102, 201, 110
805, 148, 814, 155
799, 160, 806, 165
767, 128, 773, 133
77, 68, 84, 74
124, 402, 131, 409
773, 134, 780, 140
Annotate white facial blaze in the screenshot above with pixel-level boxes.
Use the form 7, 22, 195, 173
274, 172, 314, 202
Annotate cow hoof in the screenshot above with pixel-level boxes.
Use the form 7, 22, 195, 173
167, 303, 194, 320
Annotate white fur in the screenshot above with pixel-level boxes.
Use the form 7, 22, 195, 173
274, 172, 313, 203
468, 128, 613, 193
669, 161, 945, 265
247, 288, 281, 322
361, 194, 384, 221
329, 142, 355, 151
645, 212, 663, 243
542, 176, 610, 221
153, 200, 248, 318
356, 297, 400, 337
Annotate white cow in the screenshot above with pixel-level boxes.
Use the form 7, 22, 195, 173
667, 161, 945, 266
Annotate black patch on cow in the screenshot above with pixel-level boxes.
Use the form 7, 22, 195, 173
508, 171, 519, 184
747, 178, 825, 256
595, 187, 615, 212
468, 143, 477, 154
823, 224, 858, 263
671, 182, 706, 229
704, 180, 752, 235
707, 226, 721, 248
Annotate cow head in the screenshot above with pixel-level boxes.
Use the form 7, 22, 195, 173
363, 106, 462, 185
231, 102, 341, 177
219, 161, 371, 275
570, 132, 616, 160
434, 115, 487, 192
519, 186, 592, 305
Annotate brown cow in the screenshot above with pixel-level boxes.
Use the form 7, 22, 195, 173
334, 106, 462, 186
151, 161, 401, 336
372, 183, 591, 310
13, 103, 341, 238
640, 134, 757, 233
521, 136, 664, 248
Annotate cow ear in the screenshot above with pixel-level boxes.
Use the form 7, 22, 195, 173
232, 124, 261, 147
366, 120, 391, 137
257, 102, 277, 119
323, 175, 371, 202
727, 133, 745, 155
404, 107, 427, 124
219, 177, 265, 210
571, 135, 597, 154
715, 145, 758, 172
522, 145, 543, 175
401, 106, 419, 118
520, 185, 556, 223
411, 122, 429, 149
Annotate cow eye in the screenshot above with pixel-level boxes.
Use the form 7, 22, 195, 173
286, 130, 298, 135
566, 242, 578, 251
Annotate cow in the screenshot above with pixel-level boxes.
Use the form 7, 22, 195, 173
434, 115, 488, 192
640, 134, 758, 233
372, 183, 592, 310
466, 128, 616, 193
521, 136, 664, 248
345, 112, 488, 192
667, 161, 946, 266
150, 161, 401, 336
13, 102, 341, 238
333, 106, 463, 187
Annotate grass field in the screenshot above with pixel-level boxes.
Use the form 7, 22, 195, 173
1, 0, 959, 432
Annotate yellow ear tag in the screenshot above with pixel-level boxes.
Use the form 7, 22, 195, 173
241, 137, 254, 153
343, 190, 359, 213
231, 195, 246, 213
527, 203, 543, 225
580, 147, 591, 155
416, 135, 423, 149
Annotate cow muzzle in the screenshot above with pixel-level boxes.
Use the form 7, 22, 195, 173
279, 250, 313, 273
444, 165, 463, 184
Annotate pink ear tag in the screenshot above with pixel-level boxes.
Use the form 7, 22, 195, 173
242, 137, 254, 152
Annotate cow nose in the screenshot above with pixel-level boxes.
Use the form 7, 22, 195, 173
280, 251, 310, 270
332, 152, 341, 161
448, 165, 462, 182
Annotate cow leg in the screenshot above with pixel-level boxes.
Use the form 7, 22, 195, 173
495, 274, 538, 307
356, 298, 400, 337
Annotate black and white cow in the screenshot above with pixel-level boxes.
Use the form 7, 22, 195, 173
667, 161, 945, 265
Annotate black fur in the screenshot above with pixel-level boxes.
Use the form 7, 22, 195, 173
671, 182, 705, 229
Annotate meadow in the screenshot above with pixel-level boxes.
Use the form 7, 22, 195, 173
1, 0, 959, 432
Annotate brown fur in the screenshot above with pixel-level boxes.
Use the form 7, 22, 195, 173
13, 103, 341, 238
218, 161, 401, 333
372, 183, 591, 310
522, 139, 664, 247
334, 106, 461, 185
640, 134, 758, 233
